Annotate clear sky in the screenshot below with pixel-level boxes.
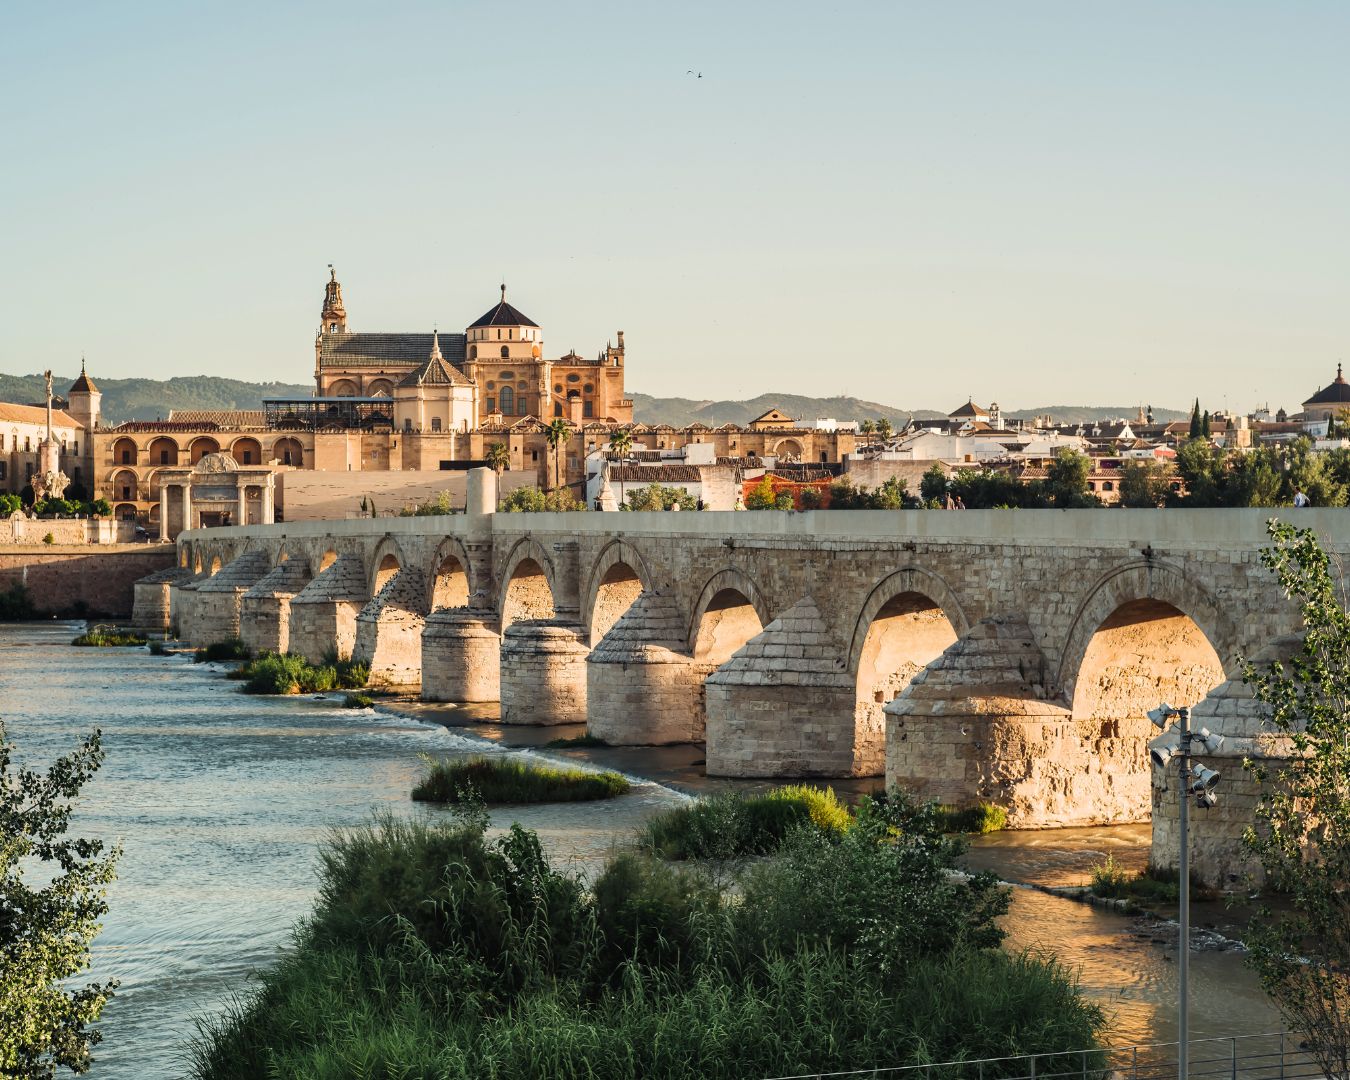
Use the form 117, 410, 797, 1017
2, 2, 1347, 413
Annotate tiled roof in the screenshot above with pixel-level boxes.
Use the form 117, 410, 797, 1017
949, 400, 989, 419
110, 421, 219, 432
609, 465, 703, 483
318, 331, 468, 369
398, 355, 472, 388
0, 402, 82, 428
69, 367, 99, 393
167, 410, 266, 427
468, 297, 539, 329
1305, 365, 1350, 406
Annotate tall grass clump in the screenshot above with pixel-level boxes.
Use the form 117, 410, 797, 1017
72, 627, 147, 647
639, 784, 852, 859
412, 755, 630, 804
193, 638, 251, 663
936, 800, 1009, 834
190, 792, 1102, 1079
235, 651, 368, 695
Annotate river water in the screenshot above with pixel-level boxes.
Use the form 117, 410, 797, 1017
0, 623, 1280, 1077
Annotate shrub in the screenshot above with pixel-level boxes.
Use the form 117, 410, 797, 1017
639, 785, 852, 860
194, 638, 251, 664
42, 532, 55, 545
541, 732, 609, 748
937, 801, 1008, 834
1088, 857, 1217, 905
72, 628, 147, 647
412, 755, 630, 804
0, 493, 20, 516
500, 487, 585, 512
236, 652, 367, 694
342, 692, 375, 709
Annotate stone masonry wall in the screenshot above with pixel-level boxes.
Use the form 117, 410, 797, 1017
0, 546, 173, 618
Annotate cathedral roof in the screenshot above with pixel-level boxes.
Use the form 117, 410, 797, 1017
168, 409, 266, 427
1304, 364, 1350, 406
318, 331, 468, 369
949, 399, 990, 419
69, 361, 99, 394
468, 286, 539, 329
0, 402, 82, 428
398, 354, 472, 388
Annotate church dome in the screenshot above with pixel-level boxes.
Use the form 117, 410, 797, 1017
468, 285, 538, 329
1304, 364, 1350, 407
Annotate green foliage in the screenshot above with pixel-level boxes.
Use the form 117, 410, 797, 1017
190, 802, 1101, 1079
920, 463, 949, 504
0, 585, 38, 620
1118, 460, 1172, 508
0, 493, 21, 515
42, 533, 55, 546
412, 755, 630, 804
72, 628, 147, 647
876, 416, 893, 441
624, 482, 696, 512
500, 486, 585, 512
1043, 447, 1099, 508
827, 477, 910, 509
541, 733, 609, 749
0, 724, 120, 1076
1173, 439, 1347, 508
607, 429, 633, 459
949, 468, 1040, 509
1241, 521, 1350, 1076
1189, 397, 1202, 440
342, 692, 375, 709
484, 442, 511, 475
236, 652, 368, 694
639, 785, 852, 860
148, 639, 169, 656
936, 801, 1008, 834
1087, 858, 1215, 907
398, 491, 456, 516
33, 498, 78, 517
193, 638, 251, 663
743, 476, 782, 510
88, 498, 112, 517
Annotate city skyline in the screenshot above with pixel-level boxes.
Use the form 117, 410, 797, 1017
3, 2, 1348, 413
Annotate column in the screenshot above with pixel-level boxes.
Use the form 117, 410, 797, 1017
159, 484, 169, 541
262, 478, 275, 524
237, 484, 248, 527
181, 483, 193, 535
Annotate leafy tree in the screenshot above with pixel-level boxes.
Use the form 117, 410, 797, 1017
398, 491, 456, 516
870, 476, 907, 509
1174, 438, 1226, 506
774, 492, 795, 511
1328, 414, 1338, 440
86, 499, 112, 518
1283, 438, 1347, 507
0, 724, 120, 1075
500, 486, 584, 512
1202, 410, 1212, 438
744, 477, 782, 510
608, 429, 634, 460
1118, 460, 1171, 508
1241, 522, 1350, 1079
624, 483, 696, 512
950, 469, 1039, 509
798, 487, 822, 510
875, 417, 893, 443
544, 419, 571, 491
920, 464, 948, 505
1189, 398, 1202, 440
484, 442, 511, 476
1043, 448, 1098, 508
1226, 448, 1284, 508
0, 493, 20, 516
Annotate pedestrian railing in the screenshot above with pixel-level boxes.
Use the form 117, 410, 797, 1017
763, 1031, 1322, 1080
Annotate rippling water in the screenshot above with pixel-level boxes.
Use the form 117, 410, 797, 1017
1, 622, 1280, 1076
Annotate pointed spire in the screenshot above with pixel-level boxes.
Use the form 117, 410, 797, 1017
500, 282, 507, 304
1338, 362, 1344, 383
429, 327, 443, 361
322, 264, 347, 331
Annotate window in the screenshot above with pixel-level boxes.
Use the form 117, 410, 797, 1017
821, 452, 828, 463
488, 397, 495, 413
499, 386, 515, 415
499, 371, 515, 379
160, 450, 170, 464
531, 450, 538, 462
24, 437, 31, 452
283, 449, 294, 465
121, 481, 132, 500
583, 383, 593, 393
121, 448, 132, 463
1103, 481, 1114, 491
566, 374, 580, 383
553, 383, 562, 393
404, 418, 413, 432
0, 463, 6, 480
241, 450, 254, 464
431, 417, 442, 432
583, 401, 593, 418
0, 435, 4, 451
470, 345, 477, 360
329, 322, 337, 331
553, 402, 562, 417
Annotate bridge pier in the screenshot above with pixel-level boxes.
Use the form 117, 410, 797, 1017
353, 570, 427, 691
421, 606, 501, 702
193, 550, 272, 646
588, 594, 704, 744
131, 565, 195, 633
500, 620, 589, 724
170, 574, 207, 643
288, 555, 368, 663
240, 559, 312, 655
886, 615, 1150, 828
705, 597, 859, 776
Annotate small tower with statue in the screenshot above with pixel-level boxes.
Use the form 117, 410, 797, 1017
31, 370, 70, 504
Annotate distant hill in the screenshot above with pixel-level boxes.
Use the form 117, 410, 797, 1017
0, 373, 314, 425
0, 371, 1189, 429
629, 392, 1188, 428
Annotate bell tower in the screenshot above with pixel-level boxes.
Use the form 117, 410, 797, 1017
321, 264, 347, 334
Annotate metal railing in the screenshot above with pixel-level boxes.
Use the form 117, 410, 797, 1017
762, 1032, 1322, 1080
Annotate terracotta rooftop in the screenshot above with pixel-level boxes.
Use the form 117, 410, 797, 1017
609, 465, 703, 483
0, 402, 82, 428
167, 410, 266, 427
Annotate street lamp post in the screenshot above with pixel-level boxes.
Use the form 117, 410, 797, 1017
1147, 703, 1224, 1080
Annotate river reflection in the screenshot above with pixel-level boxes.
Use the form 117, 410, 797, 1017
1, 622, 1279, 1076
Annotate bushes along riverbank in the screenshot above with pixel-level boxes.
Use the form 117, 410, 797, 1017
412, 755, 630, 803
191, 795, 1102, 1078
233, 651, 369, 695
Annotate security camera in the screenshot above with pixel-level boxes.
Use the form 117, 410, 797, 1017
1188, 764, 1221, 794
1148, 729, 1182, 769
1196, 789, 1218, 809
1147, 703, 1178, 729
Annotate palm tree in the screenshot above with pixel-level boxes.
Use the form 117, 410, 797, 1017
485, 442, 510, 476
545, 419, 572, 491
859, 419, 875, 449
609, 428, 634, 461
876, 417, 893, 444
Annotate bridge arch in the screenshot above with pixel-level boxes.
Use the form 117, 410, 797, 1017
368, 537, 407, 598
688, 567, 770, 662
428, 536, 473, 611
311, 546, 338, 578
582, 538, 652, 645
847, 569, 967, 748
497, 536, 559, 629
1057, 560, 1233, 723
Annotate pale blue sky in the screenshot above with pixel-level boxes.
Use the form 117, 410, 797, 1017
2, 2, 1347, 413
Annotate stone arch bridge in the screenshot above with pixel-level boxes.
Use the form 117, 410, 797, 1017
138, 473, 1338, 862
